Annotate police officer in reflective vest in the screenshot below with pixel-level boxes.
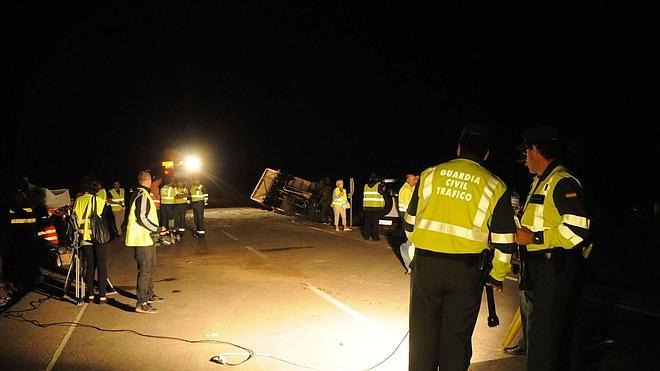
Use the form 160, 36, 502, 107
160, 177, 176, 232
190, 177, 208, 238
516, 126, 590, 371
108, 180, 125, 236
398, 173, 418, 274
361, 173, 385, 241
404, 123, 517, 370
6, 177, 39, 293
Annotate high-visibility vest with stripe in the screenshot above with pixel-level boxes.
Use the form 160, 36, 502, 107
174, 187, 189, 205
9, 208, 37, 225
160, 185, 175, 205
73, 194, 104, 242
398, 182, 415, 212
410, 158, 508, 254
363, 183, 384, 208
38, 223, 59, 246
520, 165, 590, 252
331, 187, 348, 207
108, 188, 125, 212
190, 185, 208, 203
126, 188, 158, 247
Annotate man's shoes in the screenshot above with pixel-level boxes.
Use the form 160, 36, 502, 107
135, 303, 158, 314
106, 288, 117, 296
503, 345, 526, 356
147, 295, 165, 303
344, 228, 352, 231
97, 296, 107, 305
84, 295, 94, 303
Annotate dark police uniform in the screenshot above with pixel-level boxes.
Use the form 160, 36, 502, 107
519, 127, 590, 371
404, 124, 517, 370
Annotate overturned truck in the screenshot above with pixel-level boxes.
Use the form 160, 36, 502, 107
250, 168, 328, 221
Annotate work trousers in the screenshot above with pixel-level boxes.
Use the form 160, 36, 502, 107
175, 204, 187, 232
409, 250, 484, 371
5, 228, 39, 290
192, 201, 205, 232
332, 206, 347, 228
160, 204, 174, 229
81, 243, 109, 297
520, 249, 582, 371
133, 245, 156, 305
112, 209, 124, 236
361, 209, 381, 240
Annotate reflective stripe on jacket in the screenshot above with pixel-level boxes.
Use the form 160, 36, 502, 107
405, 158, 517, 281
191, 185, 208, 203
363, 183, 384, 208
160, 185, 175, 205
126, 187, 159, 247
108, 188, 125, 212
520, 163, 590, 252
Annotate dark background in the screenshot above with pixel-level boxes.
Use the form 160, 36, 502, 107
4, 2, 660, 291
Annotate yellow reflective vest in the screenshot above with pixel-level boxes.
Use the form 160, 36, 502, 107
174, 187, 189, 205
520, 164, 590, 253
398, 182, 414, 213
73, 194, 104, 242
363, 183, 384, 209
160, 184, 175, 205
190, 184, 208, 203
125, 187, 159, 247
108, 188, 125, 212
407, 158, 516, 281
331, 187, 348, 207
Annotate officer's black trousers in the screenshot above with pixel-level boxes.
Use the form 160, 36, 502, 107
361, 210, 381, 240
175, 204, 186, 231
520, 250, 582, 371
160, 204, 174, 229
192, 202, 204, 232
409, 251, 483, 371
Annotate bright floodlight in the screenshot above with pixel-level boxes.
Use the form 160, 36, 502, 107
184, 155, 201, 172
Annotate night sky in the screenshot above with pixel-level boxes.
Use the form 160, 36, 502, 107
6, 2, 659, 210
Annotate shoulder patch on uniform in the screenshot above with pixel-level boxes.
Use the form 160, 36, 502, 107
565, 192, 577, 198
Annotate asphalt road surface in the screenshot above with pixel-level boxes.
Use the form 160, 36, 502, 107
1, 208, 658, 370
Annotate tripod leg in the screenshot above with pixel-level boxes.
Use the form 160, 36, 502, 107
106, 278, 116, 293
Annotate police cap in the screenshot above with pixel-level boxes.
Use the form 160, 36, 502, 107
523, 126, 560, 145
459, 123, 490, 143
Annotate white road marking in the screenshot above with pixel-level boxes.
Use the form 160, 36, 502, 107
304, 282, 395, 340
309, 226, 338, 235
221, 230, 238, 241
45, 303, 88, 371
243, 245, 267, 259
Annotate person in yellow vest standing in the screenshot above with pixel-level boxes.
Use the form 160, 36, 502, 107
404, 123, 517, 370
126, 170, 164, 314
331, 179, 351, 232
516, 126, 590, 371
108, 180, 125, 236
190, 177, 208, 238
361, 173, 385, 241
159, 176, 176, 235
173, 178, 189, 241
397, 173, 418, 274
74, 176, 110, 304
